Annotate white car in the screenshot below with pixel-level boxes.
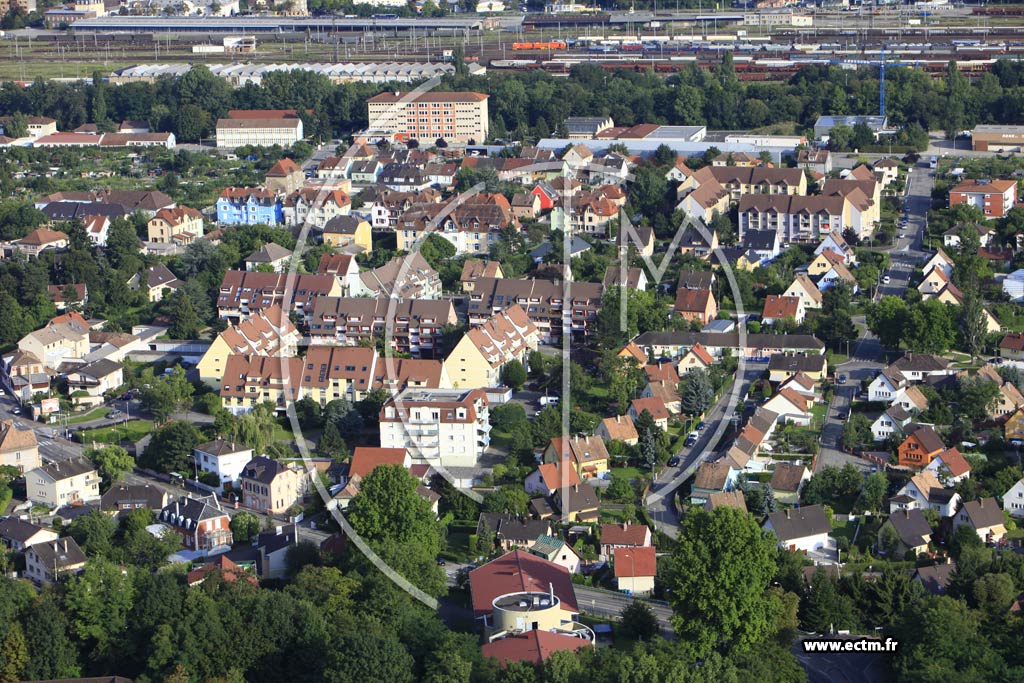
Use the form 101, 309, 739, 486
882, 275, 891, 284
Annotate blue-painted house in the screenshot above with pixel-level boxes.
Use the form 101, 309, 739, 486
217, 187, 283, 226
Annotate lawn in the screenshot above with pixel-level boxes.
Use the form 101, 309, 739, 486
811, 403, 828, 427
67, 407, 113, 425
609, 466, 646, 482
830, 516, 859, 545
442, 522, 478, 562
77, 419, 155, 445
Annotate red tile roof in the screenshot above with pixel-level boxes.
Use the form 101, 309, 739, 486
613, 546, 657, 578
348, 447, 408, 480
480, 631, 590, 666
468, 550, 578, 617
600, 523, 650, 547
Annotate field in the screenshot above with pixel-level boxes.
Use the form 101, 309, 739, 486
66, 407, 113, 425
77, 419, 155, 445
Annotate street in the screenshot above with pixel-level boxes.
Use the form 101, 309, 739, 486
644, 363, 764, 538
574, 584, 675, 636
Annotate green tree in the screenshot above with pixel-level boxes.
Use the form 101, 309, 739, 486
666, 507, 779, 658
801, 568, 857, 633
347, 464, 445, 597
680, 367, 714, 417
140, 420, 202, 473
418, 233, 457, 270
168, 292, 200, 339
861, 470, 887, 511
67, 509, 117, 558
841, 413, 872, 452
0, 622, 27, 683
959, 291, 987, 362
21, 595, 80, 681
500, 359, 527, 391
139, 366, 195, 424
64, 558, 135, 666
482, 485, 530, 516
620, 601, 659, 641
230, 511, 261, 544
973, 572, 1016, 615
318, 420, 349, 462
86, 445, 134, 485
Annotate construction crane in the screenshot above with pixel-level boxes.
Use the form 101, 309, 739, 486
843, 46, 919, 119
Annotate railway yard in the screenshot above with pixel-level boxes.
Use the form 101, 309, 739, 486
3, 4, 1024, 82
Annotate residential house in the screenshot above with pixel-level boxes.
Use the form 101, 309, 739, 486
603, 267, 649, 292
13, 228, 68, 258
1006, 407, 1024, 442
677, 225, 719, 260
761, 295, 805, 326
395, 193, 518, 255
554, 484, 600, 523
797, 149, 832, 175
595, 414, 639, 446
244, 243, 293, 273
1002, 478, 1024, 519
333, 447, 412, 509
196, 305, 300, 387
762, 388, 814, 426
897, 425, 946, 468
613, 546, 656, 596
219, 355, 305, 415
924, 447, 972, 486
954, 497, 1006, 543
380, 388, 490, 468
100, 483, 170, 514
705, 490, 748, 512
871, 405, 913, 442
673, 288, 718, 326
814, 232, 856, 264
187, 555, 258, 588
677, 181, 730, 224
0, 419, 40, 474
47, 283, 87, 311
890, 385, 930, 414
159, 495, 233, 551
239, 456, 302, 515
215, 110, 303, 149
524, 459, 581, 498
129, 264, 180, 303
250, 524, 299, 580
445, 305, 539, 389
543, 435, 610, 481
24, 537, 86, 585
815, 258, 858, 292
467, 277, 604, 345
147, 206, 204, 244
880, 509, 932, 557
26, 456, 100, 507
476, 514, 551, 552
322, 215, 371, 253
763, 505, 831, 553
65, 359, 124, 406
782, 276, 825, 314
83, 214, 111, 247
529, 535, 581, 574
193, 440, 255, 492
868, 367, 908, 403
690, 461, 739, 505
922, 248, 956, 281
599, 523, 652, 562
915, 561, 956, 595
641, 379, 681, 414
481, 631, 592, 667
943, 222, 993, 249
948, 178, 1017, 219
0, 517, 58, 552
216, 187, 283, 226
888, 353, 953, 382
264, 157, 304, 195
679, 342, 715, 372
770, 463, 811, 505
889, 470, 960, 518
629, 397, 670, 431
999, 333, 1024, 361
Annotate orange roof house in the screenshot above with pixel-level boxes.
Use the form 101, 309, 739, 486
898, 425, 946, 469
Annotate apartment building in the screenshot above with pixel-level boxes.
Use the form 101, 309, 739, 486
216, 110, 304, 149
216, 270, 342, 322
17, 319, 90, 372
219, 355, 305, 415
737, 194, 849, 242
307, 296, 457, 357
446, 305, 540, 389
300, 345, 449, 405
467, 277, 604, 344
367, 187, 442, 229
0, 419, 40, 474
283, 187, 352, 228
379, 388, 490, 468
216, 187, 283, 226
949, 179, 1018, 219
239, 456, 302, 515
366, 91, 489, 144
197, 305, 300, 387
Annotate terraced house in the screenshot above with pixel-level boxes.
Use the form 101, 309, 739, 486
216, 187, 284, 226
395, 193, 518, 255
467, 277, 604, 344
216, 270, 342, 323
446, 305, 540, 389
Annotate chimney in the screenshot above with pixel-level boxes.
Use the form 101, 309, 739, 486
622, 522, 628, 531
785, 510, 791, 519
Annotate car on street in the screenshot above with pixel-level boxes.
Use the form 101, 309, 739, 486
11, 407, 20, 415
837, 375, 846, 384
696, 421, 706, 431
667, 456, 680, 467
882, 275, 891, 284
837, 410, 849, 420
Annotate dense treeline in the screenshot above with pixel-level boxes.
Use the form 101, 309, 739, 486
2, 58, 1024, 143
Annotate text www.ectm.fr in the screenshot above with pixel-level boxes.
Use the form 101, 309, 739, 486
802, 638, 899, 654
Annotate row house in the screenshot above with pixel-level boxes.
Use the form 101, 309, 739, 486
301, 345, 450, 405
358, 252, 441, 300
467, 277, 604, 344
307, 296, 457, 357
282, 187, 351, 228
216, 270, 342, 323
367, 187, 442, 229
395, 193, 518, 255
220, 355, 304, 415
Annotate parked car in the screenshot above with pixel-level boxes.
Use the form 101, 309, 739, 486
667, 456, 680, 467
882, 275, 891, 284
837, 374, 847, 384
696, 421, 706, 431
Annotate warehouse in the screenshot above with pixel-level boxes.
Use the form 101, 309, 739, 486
971, 125, 1024, 152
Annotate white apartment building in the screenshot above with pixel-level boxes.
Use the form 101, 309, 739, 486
379, 388, 490, 468
366, 91, 489, 144
26, 457, 100, 507
192, 440, 255, 492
